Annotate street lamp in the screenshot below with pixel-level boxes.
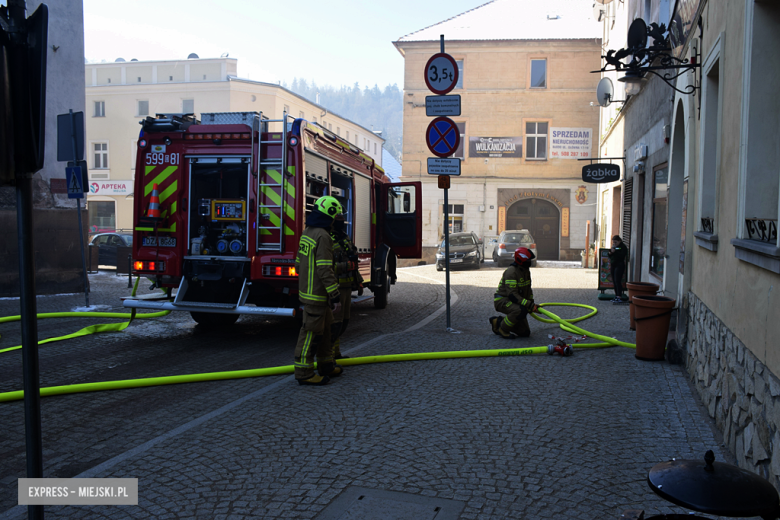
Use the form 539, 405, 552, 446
618, 71, 647, 96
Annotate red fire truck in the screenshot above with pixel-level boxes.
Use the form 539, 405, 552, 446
123, 112, 421, 325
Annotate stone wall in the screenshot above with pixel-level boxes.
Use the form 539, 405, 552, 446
686, 291, 780, 488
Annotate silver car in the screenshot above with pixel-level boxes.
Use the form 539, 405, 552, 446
492, 230, 537, 267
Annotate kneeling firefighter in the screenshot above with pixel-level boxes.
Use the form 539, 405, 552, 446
490, 247, 539, 339
330, 213, 364, 360
293, 196, 344, 386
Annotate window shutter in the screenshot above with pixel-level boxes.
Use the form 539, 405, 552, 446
622, 178, 633, 245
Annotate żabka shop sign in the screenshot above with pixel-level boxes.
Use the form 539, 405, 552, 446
89, 181, 131, 195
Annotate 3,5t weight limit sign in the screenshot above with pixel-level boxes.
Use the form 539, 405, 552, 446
424, 53, 459, 95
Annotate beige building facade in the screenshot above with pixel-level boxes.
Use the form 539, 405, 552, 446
394, 0, 602, 263
85, 57, 383, 234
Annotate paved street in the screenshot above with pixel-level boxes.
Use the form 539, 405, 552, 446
0, 265, 745, 519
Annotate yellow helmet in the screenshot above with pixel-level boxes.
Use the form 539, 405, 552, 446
314, 196, 342, 218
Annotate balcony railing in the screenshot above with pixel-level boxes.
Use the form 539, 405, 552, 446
745, 218, 778, 244
701, 217, 714, 234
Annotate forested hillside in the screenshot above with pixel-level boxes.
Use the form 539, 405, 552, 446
288, 79, 403, 162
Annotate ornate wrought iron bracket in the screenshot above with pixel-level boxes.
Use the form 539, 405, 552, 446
592, 18, 700, 96
701, 217, 714, 234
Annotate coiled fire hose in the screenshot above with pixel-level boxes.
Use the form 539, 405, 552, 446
0, 300, 635, 403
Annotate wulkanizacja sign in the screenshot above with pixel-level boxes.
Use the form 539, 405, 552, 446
469, 137, 522, 158
582, 163, 621, 183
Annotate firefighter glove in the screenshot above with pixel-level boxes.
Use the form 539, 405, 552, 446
524, 299, 536, 313
357, 283, 364, 296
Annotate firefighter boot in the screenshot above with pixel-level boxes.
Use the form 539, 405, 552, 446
297, 374, 330, 386
318, 362, 343, 378
489, 316, 501, 335
498, 317, 516, 339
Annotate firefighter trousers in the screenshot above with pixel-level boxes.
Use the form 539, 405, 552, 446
331, 289, 352, 358
494, 297, 531, 337
294, 304, 335, 380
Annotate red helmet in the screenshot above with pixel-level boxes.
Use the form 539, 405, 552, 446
514, 247, 535, 265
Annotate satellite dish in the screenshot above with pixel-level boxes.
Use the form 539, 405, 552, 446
187, 53, 199, 59
593, 3, 607, 22
115, 57, 126, 62
596, 77, 614, 107
627, 18, 648, 49
220, 52, 229, 58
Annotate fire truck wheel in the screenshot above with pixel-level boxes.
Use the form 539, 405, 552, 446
190, 312, 240, 327
374, 269, 389, 310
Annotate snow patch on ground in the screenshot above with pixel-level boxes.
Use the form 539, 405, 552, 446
70, 305, 113, 312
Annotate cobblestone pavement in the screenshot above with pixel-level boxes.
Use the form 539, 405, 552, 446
0, 265, 753, 519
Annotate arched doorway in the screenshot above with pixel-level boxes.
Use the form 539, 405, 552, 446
506, 198, 559, 260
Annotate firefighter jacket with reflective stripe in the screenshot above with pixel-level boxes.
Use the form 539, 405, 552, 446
494, 264, 533, 307
331, 232, 364, 289
296, 227, 340, 305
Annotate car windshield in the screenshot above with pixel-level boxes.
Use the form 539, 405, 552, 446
502, 233, 534, 244
441, 235, 475, 248
120, 234, 133, 245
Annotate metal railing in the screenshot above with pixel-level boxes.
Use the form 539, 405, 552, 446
745, 218, 778, 243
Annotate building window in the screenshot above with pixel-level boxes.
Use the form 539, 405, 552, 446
650, 164, 668, 278
94, 101, 105, 117
355, 133, 359, 145
169, 76, 173, 81
531, 59, 547, 88
137, 76, 142, 83
93, 142, 109, 170
346, 131, 350, 141
182, 99, 194, 114
526, 122, 548, 160
374, 142, 377, 155
336, 127, 340, 136
699, 45, 721, 237
88, 201, 116, 233
299, 111, 304, 119
453, 122, 466, 159
442, 204, 464, 234
455, 60, 464, 89
328, 123, 332, 131
284, 105, 290, 115
137, 100, 149, 116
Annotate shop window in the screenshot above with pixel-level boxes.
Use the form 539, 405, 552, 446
526, 122, 548, 160
88, 201, 116, 233
650, 165, 668, 278
442, 204, 464, 234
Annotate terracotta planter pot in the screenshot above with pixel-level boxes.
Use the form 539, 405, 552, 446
626, 281, 660, 330
633, 295, 676, 361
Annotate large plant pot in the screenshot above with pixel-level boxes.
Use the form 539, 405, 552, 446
633, 295, 676, 361
626, 281, 660, 330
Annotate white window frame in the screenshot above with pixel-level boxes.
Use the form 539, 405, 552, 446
441, 203, 465, 235
94, 101, 105, 117
525, 121, 549, 160
92, 141, 109, 170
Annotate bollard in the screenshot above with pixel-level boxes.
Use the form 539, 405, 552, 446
127, 254, 132, 288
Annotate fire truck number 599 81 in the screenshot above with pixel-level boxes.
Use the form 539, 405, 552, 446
124, 112, 422, 328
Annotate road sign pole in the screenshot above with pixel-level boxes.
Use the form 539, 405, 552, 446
70, 109, 89, 307
444, 184, 451, 330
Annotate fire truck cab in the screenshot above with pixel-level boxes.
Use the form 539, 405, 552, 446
123, 112, 421, 325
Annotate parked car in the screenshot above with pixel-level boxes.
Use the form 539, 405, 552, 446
436, 232, 482, 271
492, 230, 537, 267
89, 233, 133, 266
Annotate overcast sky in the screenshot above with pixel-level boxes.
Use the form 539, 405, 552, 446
81, 0, 487, 90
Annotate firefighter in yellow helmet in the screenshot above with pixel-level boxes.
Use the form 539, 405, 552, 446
489, 247, 539, 339
293, 195, 343, 385
330, 212, 364, 360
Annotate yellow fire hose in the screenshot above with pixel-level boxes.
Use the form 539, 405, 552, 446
0, 300, 635, 403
